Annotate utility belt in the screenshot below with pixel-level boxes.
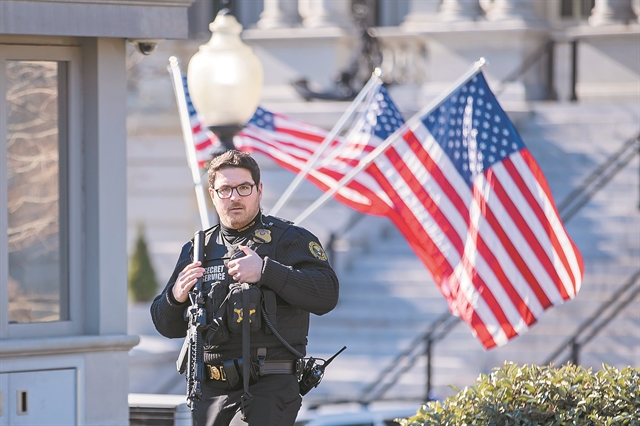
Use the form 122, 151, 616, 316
206, 357, 303, 391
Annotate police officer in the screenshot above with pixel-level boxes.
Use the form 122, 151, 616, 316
151, 150, 339, 426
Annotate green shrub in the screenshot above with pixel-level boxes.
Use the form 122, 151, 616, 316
401, 363, 640, 426
128, 224, 158, 302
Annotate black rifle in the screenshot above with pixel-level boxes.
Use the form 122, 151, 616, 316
184, 230, 206, 411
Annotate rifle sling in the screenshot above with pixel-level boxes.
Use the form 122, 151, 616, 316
240, 283, 253, 418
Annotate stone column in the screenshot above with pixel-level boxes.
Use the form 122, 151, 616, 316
257, 0, 302, 29
439, 0, 484, 22
588, 0, 637, 25
301, 0, 352, 28
486, 0, 541, 22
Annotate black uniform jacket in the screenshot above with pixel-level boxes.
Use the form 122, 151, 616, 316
150, 215, 339, 364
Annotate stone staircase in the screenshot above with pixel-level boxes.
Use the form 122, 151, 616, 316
128, 99, 639, 409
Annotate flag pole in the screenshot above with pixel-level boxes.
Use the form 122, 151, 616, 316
268, 68, 383, 217
168, 56, 212, 230
294, 57, 489, 225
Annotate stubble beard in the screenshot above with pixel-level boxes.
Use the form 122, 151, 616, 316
222, 201, 259, 230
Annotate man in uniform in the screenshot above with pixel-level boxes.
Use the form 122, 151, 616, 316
151, 150, 339, 426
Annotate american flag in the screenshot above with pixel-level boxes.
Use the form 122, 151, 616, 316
344, 75, 584, 349
181, 74, 220, 169
236, 106, 392, 216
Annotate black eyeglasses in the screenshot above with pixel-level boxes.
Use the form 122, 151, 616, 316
214, 183, 256, 199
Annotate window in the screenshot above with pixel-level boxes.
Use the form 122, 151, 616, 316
6, 60, 69, 324
561, 0, 595, 19
1, 45, 81, 337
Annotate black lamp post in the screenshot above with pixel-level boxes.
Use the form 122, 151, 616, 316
187, 3, 263, 154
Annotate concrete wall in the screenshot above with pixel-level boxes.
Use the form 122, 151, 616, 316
0, 0, 192, 39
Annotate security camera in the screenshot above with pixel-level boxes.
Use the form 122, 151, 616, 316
128, 39, 163, 56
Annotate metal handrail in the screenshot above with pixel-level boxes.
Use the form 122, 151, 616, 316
558, 133, 640, 222
357, 311, 460, 403
539, 134, 640, 367
543, 268, 640, 366
423, 314, 460, 400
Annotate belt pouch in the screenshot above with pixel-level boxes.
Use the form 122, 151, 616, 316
205, 282, 227, 323
222, 359, 242, 391
227, 283, 262, 334
204, 283, 230, 345
204, 318, 229, 346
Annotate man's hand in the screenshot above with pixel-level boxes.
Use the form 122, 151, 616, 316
172, 261, 204, 303
228, 245, 263, 284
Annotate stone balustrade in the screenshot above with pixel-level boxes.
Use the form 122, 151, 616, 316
241, 0, 640, 30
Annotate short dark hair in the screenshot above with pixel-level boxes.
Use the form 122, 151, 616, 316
208, 150, 261, 189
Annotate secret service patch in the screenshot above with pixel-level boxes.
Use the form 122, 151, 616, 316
309, 241, 327, 261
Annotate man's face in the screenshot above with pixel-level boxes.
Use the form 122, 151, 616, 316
209, 167, 262, 229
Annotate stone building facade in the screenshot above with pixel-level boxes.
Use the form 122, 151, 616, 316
127, 0, 638, 408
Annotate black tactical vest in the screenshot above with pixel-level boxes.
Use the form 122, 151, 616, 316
198, 216, 309, 362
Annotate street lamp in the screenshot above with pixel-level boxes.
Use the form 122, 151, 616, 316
187, 6, 263, 153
